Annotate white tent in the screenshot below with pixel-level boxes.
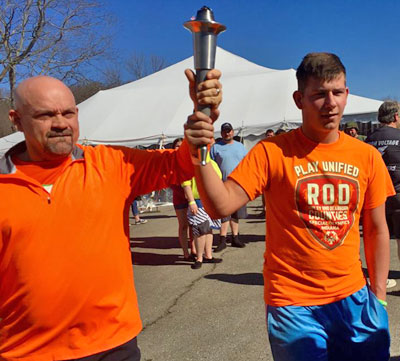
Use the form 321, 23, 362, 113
0, 47, 382, 155
77, 47, 382, 148
0, 131, 24, 157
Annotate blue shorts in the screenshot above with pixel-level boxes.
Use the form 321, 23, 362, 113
266, 286, 390, 361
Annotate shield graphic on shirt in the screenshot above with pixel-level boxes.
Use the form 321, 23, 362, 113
295, 175, 359, 250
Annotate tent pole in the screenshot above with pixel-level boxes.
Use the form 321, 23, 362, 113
159, 134, 165, 150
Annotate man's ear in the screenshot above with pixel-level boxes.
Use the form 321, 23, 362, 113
293, 90, 303, 110
9, 109, 22, 132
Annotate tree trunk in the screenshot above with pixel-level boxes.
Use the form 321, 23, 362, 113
8, 66, 16, 108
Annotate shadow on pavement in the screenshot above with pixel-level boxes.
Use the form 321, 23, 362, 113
246, 213, 265, 220
131, 251, 193, 266
212, 234, 264, 246
239, 234, 265, 244
362, 268, 400, 280
205, 272, 263, 286
389, 270, 400, 279
130, 236, 179, 250
131, 214, 175, 220
390, 356, 400, 360
388, 290, 400, 297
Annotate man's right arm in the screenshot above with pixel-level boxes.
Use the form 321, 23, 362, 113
195, 164, 250, 219
184, 111, 250, 219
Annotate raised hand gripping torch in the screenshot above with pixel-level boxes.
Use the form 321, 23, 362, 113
184, 6, 226, 166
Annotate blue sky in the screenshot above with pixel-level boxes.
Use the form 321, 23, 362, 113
101, 0, 400, 100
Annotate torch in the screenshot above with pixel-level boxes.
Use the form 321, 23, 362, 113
184, 6, 226, 166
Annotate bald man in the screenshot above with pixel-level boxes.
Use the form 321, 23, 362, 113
0, 73, 221, 361
10, 77, 80, 161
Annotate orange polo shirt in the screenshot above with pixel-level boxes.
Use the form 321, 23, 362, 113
229, 128, 395, 306
0, 141, 193, 360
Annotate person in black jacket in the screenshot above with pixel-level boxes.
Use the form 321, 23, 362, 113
366, 100, 400, 289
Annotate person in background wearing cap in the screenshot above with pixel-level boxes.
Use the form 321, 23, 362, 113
344, 121, 366, 141
210, 122, 248, 251
366, 100, 400, 290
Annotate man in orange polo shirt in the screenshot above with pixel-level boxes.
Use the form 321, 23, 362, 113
184, 54, 393, 361
0, 71, 221, 361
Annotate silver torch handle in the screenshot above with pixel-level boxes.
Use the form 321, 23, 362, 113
184, 6, 226, 166
196, 69, 212, 165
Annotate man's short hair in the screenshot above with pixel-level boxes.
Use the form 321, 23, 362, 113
378, 100, 399, 124
296, 52, 346, 92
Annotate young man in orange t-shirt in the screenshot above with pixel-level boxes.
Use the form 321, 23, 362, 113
184, 54, 394, 361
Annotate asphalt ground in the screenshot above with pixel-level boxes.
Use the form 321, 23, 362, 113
130, 197, 400, 361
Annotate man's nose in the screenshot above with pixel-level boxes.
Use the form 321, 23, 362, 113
52, 113, 68, 128
324, 92, 336, 109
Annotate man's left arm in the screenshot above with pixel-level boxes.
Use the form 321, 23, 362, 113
362, 203, 390, 301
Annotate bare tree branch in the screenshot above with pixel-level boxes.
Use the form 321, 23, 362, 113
125, 53, 167, 81
0, 0, 113, 105
125, 53, 146, 80
150, 55, 166, 74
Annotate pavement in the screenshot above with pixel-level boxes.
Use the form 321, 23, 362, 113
129, 198, 400, 361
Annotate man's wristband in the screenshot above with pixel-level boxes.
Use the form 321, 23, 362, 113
378, 299, 387, 307
188, 201, 196, 205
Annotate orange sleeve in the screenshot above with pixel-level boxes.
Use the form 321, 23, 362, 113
127, 140, 194, 197
363, 146, 396, 209
228, 141, 269, 201
97, 141, 194, 199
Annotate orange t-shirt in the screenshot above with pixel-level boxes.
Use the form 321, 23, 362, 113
12, 156, 72, 186
229, 128, 395, 307
0, 141, 193, 360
